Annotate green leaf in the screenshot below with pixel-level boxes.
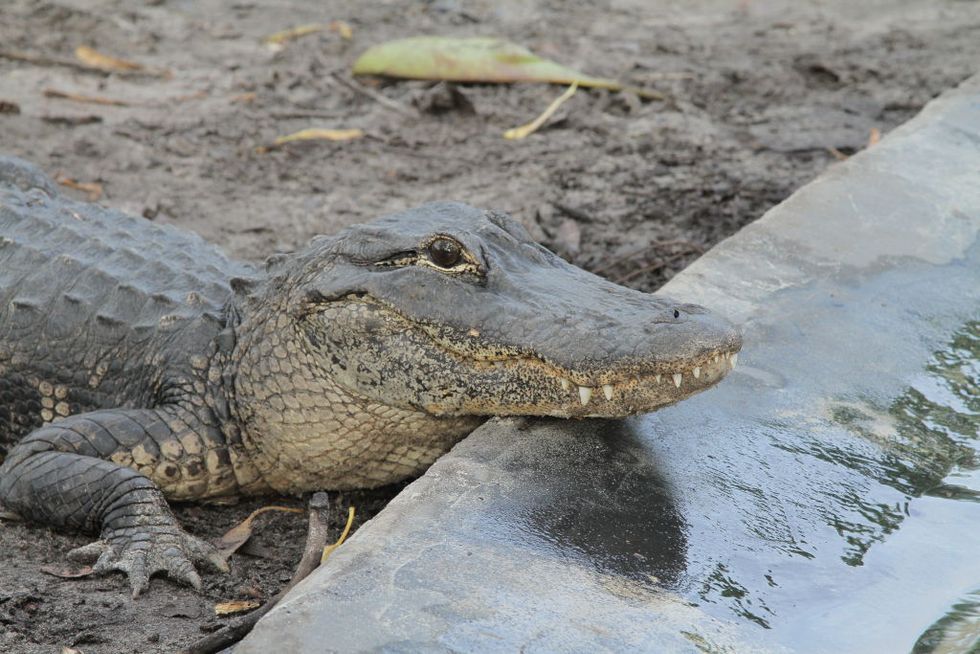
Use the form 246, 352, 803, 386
353, 36, 640, 93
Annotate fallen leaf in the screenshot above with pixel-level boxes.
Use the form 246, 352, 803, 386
40, 564, 94, 578
214, 600, 261, 616
504, 82, 577, 140
73, 45, 171, 78
44, 88, 129, 106
330, 20, 353, 40
264, 23, 327, 46
216, 505, 304, 559
264, 20, 352, 47
61, 647, 83, 654
230, 92, 257, 104
74, 45, 143, 72
55, 175, 103, 201
321, 506, 356, 563
867, 127, 880, 147
0, 100, 20, 114
256, 127, 364, 153
352, 36, 662, 99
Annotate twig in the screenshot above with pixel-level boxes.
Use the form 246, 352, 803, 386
330, 72, 417, 118
44, 88, 130, 106
181, 492, 332, 654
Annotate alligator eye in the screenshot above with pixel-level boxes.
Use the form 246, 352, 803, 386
427, 237, 462, 268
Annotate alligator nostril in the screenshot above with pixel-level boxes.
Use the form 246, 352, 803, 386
673, 309, 680, 318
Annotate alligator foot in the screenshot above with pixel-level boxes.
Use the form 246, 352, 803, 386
68, 525, 229, 598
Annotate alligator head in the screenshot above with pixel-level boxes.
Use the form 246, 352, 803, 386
228, 202, 741, 489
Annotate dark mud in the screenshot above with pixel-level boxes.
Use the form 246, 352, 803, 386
0, 1, 977, 652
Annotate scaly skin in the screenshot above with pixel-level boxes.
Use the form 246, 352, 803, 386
0, 156, 741, 596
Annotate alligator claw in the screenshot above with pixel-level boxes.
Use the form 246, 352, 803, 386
67, 527, 228, 598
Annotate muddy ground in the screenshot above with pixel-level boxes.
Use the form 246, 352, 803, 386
0, 0, 977, 652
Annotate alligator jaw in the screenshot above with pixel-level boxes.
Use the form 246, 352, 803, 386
418, 337, 741, 419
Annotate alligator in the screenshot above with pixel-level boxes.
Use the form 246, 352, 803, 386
0, 156, 741, 597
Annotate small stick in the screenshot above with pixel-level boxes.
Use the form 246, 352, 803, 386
181, 492, 332, 654
330, 72, 418, 118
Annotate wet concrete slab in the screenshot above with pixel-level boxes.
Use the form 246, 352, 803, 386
237, 76, 980, 653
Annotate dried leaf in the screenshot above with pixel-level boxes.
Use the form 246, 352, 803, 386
867, 127, 881, 147
321, 506, 355, 563
40, 564, 94, 578
264, 20, 352, 47
61, 647, 83, 654
214, 599, 261, 616
74, 46, 143, 73
44, 88, 129, 106
73, 46, 171, 78
330, 20, 353, 40
504, 82, 577, 140
55, 175, 103, 201
230, 92, 257, 104
256, 127, 364, 153
0, 100, 20, 114
216, 505, 304, 559
352, 37, 662, 99
264, 23, 327, 46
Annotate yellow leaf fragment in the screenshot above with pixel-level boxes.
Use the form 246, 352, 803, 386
321, 506, 355, 563
274, 128, 364, 145
329, 20, 354, 40
230, 92, 257, 104
264, 20, 352, 46
256, 128, 364, 152
55, 174, 103, 202
73, 45, 171, 78
504, 82, 577, 140
214, 600, 262, 616
75, 45, 143, 72
264, 23, 327, 46
216, 505, 305, 559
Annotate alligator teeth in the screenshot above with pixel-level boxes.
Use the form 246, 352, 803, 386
602, 384, 614, 401
655, 374, 662, 384
578, 386, 593, 405
672, 373, 682, 388
693, 366, 701, 379
560, 378, 570, 391
730, 353, 738, 368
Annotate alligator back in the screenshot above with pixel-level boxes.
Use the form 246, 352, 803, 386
0, 157, 256, 450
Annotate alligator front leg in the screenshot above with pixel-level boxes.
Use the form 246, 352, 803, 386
0, 407, 231, 597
